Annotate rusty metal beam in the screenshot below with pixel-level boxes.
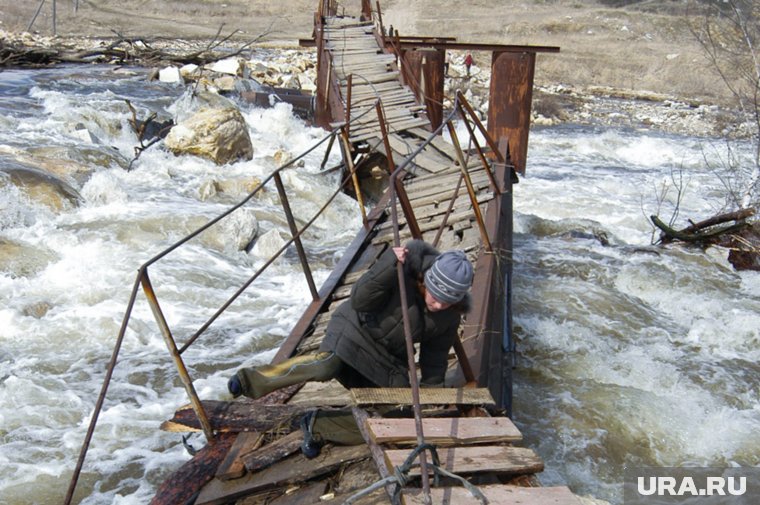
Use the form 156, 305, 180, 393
300, 38, 559, 54
488, 51, 536, 175
459, 138, 513, 411
392, 41, 559, 53
142, 271, 215, 441
402, 49, 445, 131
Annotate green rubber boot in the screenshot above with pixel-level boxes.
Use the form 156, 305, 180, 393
235, 351, 342, 399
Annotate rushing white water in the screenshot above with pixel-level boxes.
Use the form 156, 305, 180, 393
0, 65, 360, 505
513, 125, 760, 503
0, 66, 757, 505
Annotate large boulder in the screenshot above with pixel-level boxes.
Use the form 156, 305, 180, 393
164, 106, 253, 165
165, 89, 253, 165
0, 161, 82, 213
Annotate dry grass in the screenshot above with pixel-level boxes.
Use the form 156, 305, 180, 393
0, 0, 738, 106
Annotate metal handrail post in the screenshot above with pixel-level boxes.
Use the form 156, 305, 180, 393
389, 181, 432, 505
375, 101, 422, 239
457, 91, 508, 166
273, 172, 319, 301
63, 272, 144, 505
339, 128, 368, 227
455, 100, 501, 195
319, 131, 336, 171
141, 271, 215, 442
446, 121, 493, 252
346, 74, 353, 139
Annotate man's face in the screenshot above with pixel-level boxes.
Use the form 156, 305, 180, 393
425, 290, 453, 312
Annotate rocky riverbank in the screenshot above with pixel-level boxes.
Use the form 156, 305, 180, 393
1, 28, 750, 141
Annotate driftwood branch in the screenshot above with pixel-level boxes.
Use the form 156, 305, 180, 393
652, 207, 760, 271
652, 208, 755, 245
683, 208, 756, 232
1, 22, 274, 68
125, 99, 174, 170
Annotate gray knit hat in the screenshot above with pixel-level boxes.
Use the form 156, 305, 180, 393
424, 250, 473, 304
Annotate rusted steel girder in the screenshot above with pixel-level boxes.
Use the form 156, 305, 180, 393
402, 49, 445, 131
488, 51, 536, 175
459, 138, 514, 412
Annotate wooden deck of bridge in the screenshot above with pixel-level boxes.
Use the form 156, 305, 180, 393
167, 9, 582, 505
196, 11, 580, 505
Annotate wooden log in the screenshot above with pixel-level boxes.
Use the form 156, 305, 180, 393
149, 432, 236, 505
384, 445, 543, 477
195, 445, 370, 505
243, 430, 303, 472
651, 214, 751, 244
365, 417, 522, 446
161, 400, 306, 433
402, 485, 583, 505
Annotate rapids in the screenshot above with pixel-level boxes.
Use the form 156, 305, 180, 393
0, 65, 757, 505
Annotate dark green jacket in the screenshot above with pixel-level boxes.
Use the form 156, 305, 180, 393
320, 240, 470, 388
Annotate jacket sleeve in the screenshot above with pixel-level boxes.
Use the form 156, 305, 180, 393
351, 247, 399, 312
418, 314, 459, 386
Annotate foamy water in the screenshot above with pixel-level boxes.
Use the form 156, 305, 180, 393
513, 126, 760, 503
0, 67, 757, 505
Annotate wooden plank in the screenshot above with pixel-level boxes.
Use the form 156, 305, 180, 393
215, 431, 263, 481
264, 482, 326, 505
384, 445, 543, 477
402, 485, 583, 505
287, 379, 352, 407
195, 445, 370, 505
351, 388, 494, 406
352, 407, 398, 503
365, 417, 522, 446
350, 118, 431, 142
371, 203, 492, 245
408, 127, 459, 159
243, 430, 303, 472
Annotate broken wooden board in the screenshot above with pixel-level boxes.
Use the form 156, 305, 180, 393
384, 445, 543, 477
351, 388, 494, 406
195, 445, 370, 505
402, 485, 584, 505
215, 431, 263, 481
244, 430, 303, 472
365, 416, 522, 446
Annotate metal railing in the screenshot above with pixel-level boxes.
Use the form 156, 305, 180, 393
63, 103, 378, 505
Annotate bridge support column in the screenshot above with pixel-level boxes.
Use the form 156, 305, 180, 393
402, 49, 445, 132
487, 51, 535, 175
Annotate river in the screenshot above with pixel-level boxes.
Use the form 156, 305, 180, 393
0, 65, 757, 505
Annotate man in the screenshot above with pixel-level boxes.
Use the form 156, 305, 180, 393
228, 240, 473, 398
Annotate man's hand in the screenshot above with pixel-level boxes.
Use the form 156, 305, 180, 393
392, 246, 408, 264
